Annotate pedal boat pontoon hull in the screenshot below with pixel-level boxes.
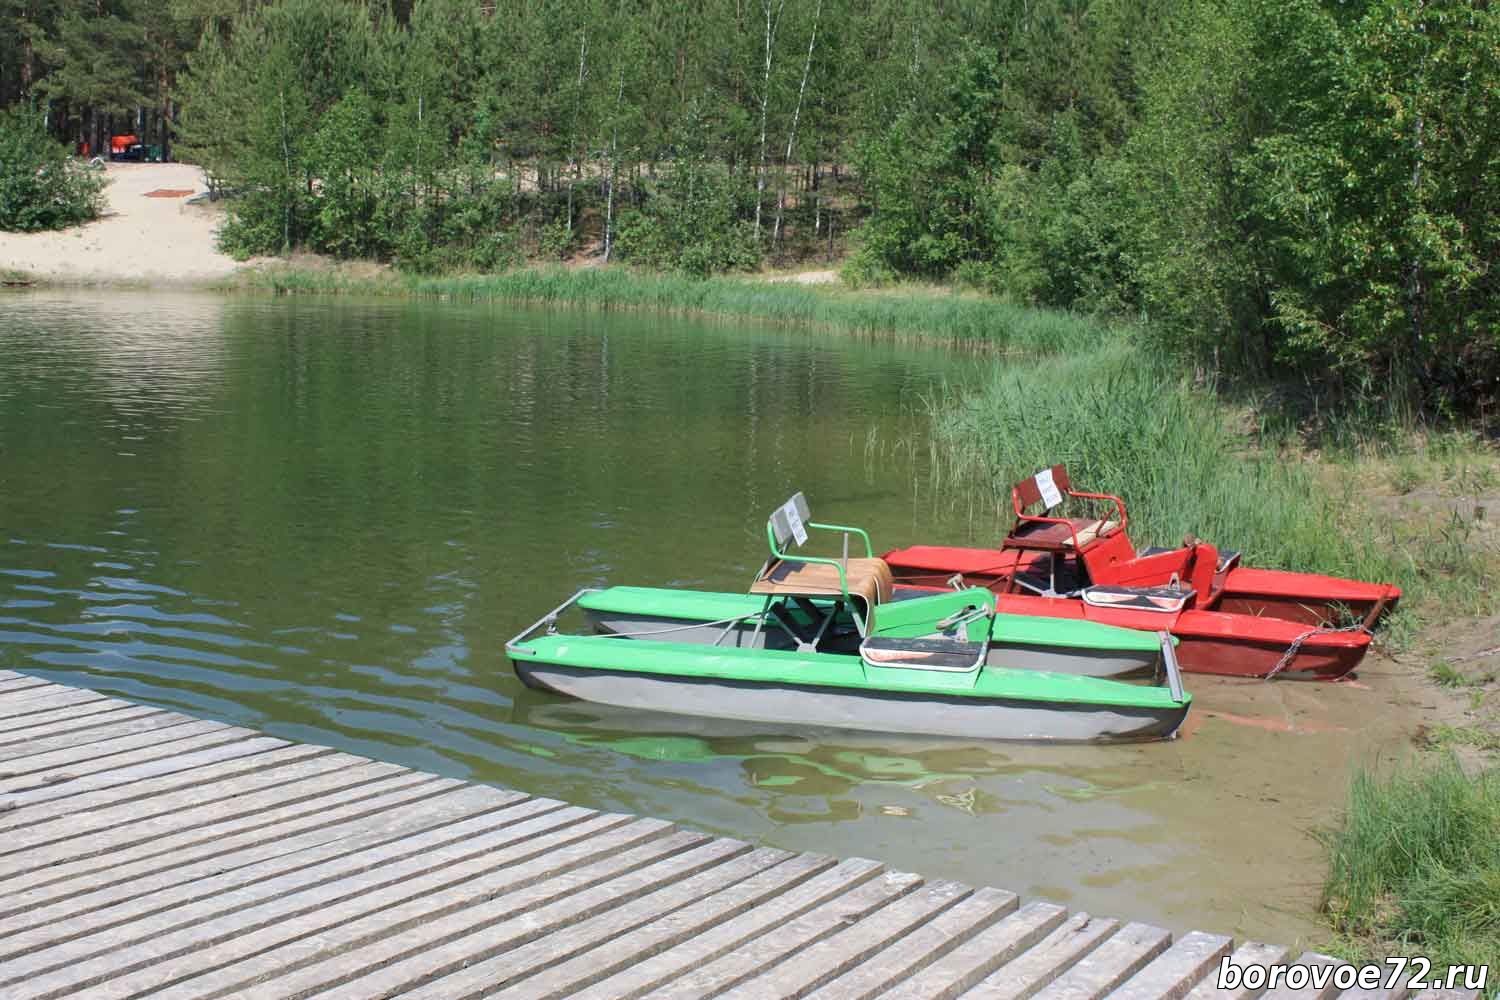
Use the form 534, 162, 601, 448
507, 592, 1191, 744
578, 585, 1170, 679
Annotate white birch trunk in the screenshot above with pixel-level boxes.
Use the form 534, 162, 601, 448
773, 0, 820, 250
753, 0, 785, 238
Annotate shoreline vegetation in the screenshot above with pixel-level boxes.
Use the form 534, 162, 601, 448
237, 263, 1121, 354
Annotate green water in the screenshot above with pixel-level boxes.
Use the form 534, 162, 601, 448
0, 290, 1414, 943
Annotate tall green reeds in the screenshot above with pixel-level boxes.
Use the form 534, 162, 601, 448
246, 265, 1115, 356
1321, 757, 1499, 981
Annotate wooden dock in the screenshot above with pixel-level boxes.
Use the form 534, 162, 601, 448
0, 669, 1479, 1000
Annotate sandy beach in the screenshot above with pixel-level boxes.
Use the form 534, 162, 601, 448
0, 161, 244, 284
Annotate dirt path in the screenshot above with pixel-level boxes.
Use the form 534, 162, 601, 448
0, 162, 245, 284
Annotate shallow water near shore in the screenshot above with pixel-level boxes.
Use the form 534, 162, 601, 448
0, 290, 1425, 944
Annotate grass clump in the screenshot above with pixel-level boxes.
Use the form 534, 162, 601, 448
245, 264, 1113, 356
1321, 757, 1500, 979
1431, 660, 1471, 689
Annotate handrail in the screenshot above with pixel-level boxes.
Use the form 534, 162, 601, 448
505, 588, 599, 656
1160, 631, 1186, 704
807, 521, 874, 558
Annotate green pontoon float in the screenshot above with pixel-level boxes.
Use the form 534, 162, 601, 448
506, 494, 1191, 742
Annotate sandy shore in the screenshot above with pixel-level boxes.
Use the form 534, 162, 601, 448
0, 162, 245, 284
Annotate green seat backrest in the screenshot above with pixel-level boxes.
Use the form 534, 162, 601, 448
872, 588, 995, 642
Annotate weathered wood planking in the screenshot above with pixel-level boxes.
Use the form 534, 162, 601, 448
0, 676, 1481, 1000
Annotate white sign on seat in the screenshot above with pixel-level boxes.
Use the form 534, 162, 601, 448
1035, 468, 1063, 509
782, 498, 809, 546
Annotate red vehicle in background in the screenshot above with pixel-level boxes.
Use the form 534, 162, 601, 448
882, 465, 1400, 680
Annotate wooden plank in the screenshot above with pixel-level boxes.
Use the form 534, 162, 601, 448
485, 852, 838, 1000
0, 683, 113, 706
1034, 922, 1174, 1000
1109, 931, 1234, 1000
0, 710, 208, 762
1261, 953, 1343, 1000
0, 699, 160, 739
717, 880, 981, 1000
343, 835, 754, 1000
0, 770, 460, 930
805, 887, 1021, 1000
645, 869, 924, 1000
0, 687, 110, 718
0, 797, 635, 1000
878, 899, 1067, 1000
0, 756, 422, 906
100, 819, 687, 1000
567, 857, 886, 1000
965, 913, 1123, 1000
1186, 942, 1293, 1000
0, 669, 25, 682
0, 788, 550, 961
0, 727, 265, 797
0, 718, 231, 774
0, 739, 318, 821
0, 744, 357, 834
0, 677, 51, 693
0, 748, 392, 842
0, 705, 171, 746
0, 752, 408, 871
149, 813, 662, 999
404, 843, 787, 1000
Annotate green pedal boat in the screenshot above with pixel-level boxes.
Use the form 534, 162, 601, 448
576, 585, 1171, 679
507, 586, 1191, 743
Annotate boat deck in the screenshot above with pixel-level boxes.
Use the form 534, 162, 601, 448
0, 669, 1479, 1000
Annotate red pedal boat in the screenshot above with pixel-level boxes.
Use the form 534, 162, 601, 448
883, 465, 1400, 680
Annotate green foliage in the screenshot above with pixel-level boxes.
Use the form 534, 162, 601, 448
0, 107, 102, 231
853, 43, 1003, 279
1321, 757, 1500, 974
614, 153, 761, 276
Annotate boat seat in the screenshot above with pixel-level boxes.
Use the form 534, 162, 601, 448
750, 557, 895, 613
860, 635, 984, 672
1081, 584, 1194, 613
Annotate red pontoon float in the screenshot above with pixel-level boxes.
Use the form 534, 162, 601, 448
882, 465, 1400, 680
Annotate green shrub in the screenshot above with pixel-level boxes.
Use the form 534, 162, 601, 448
0, 108, 103, 232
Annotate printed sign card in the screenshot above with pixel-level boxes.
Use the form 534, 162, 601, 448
783, 499, 809, 546
1036, 468, 1063, 509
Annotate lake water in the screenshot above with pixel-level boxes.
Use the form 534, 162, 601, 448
0, 290, 1424, 944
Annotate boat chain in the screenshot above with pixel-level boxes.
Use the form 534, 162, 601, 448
1263, 622, 1371, 680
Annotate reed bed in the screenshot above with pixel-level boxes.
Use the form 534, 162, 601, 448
246, 265, 1113, 356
